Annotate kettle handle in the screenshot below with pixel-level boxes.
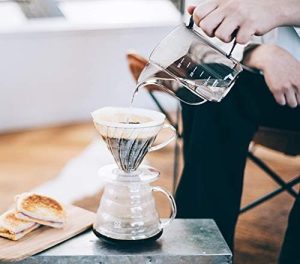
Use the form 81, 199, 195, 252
186, 15, 194, 29
186, 15, 237, 58
151, 186, 177, 229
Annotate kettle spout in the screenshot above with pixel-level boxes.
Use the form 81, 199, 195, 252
137, 63, 160, 84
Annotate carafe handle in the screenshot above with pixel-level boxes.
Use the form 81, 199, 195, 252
149, 124, 176, 152
151, 186, 177, 229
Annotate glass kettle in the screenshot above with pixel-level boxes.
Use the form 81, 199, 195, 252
137, 17, 243, 105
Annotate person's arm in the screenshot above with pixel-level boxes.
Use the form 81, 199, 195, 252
243, 44, 300, 107
188, 0, 300, 44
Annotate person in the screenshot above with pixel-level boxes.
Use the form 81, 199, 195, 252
174, 0, 300, 263
189, 0, 300, 44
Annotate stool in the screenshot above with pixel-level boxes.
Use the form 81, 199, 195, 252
20, 219, 232, 264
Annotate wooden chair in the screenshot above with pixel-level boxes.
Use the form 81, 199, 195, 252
240, 128, 300, 213
126, 52, 300, 207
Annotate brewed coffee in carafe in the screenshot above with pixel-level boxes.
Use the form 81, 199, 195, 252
136, 17, 243, 105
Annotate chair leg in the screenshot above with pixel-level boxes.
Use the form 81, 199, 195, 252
148, 92, 175, 127
240, 176, 300, 214
172, 104, 181, 194
247, 151, 298, 198
148, 91, 182, 194
172, 138, 180, 194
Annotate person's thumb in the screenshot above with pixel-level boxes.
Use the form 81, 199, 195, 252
187, 5, 196, 15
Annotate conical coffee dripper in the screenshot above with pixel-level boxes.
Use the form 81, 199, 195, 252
91, 107, 177, 243
91, 107, 176, 173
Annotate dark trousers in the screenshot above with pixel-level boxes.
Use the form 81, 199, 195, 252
175, 69, 300, 263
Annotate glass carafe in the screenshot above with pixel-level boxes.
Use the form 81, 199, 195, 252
93, 165, 176, 243
137, 17, 243, 105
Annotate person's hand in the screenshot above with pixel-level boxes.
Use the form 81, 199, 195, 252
243, 44, 300, 108
188, 0, 299, 44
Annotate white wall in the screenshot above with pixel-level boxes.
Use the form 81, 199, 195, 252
0, 0, 181, 132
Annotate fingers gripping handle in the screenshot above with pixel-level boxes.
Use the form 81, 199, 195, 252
149, 124, 177, 152
186, 15, 237, 58
151, 186, 177, 229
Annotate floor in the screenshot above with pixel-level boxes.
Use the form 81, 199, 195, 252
0, 123, 95, 212
0, 123, 299, 263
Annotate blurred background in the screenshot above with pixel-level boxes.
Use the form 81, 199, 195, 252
0, 0, 182, 132
0, 1, 299, 263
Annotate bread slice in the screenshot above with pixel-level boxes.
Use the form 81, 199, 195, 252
0, 209, 40, 241
15, 193, 66, 228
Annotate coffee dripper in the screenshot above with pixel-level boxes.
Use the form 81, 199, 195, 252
91, 107, 177, 243
137, 17, 243, 105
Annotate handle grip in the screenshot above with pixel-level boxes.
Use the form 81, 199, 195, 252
149, 124, 176, 152
151, 186, 177, 229
187, 15, 237, 58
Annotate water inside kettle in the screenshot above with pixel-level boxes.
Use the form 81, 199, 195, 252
135, 53, 236, 104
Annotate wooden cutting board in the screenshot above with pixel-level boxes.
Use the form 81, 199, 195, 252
0, 205, 95, 262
